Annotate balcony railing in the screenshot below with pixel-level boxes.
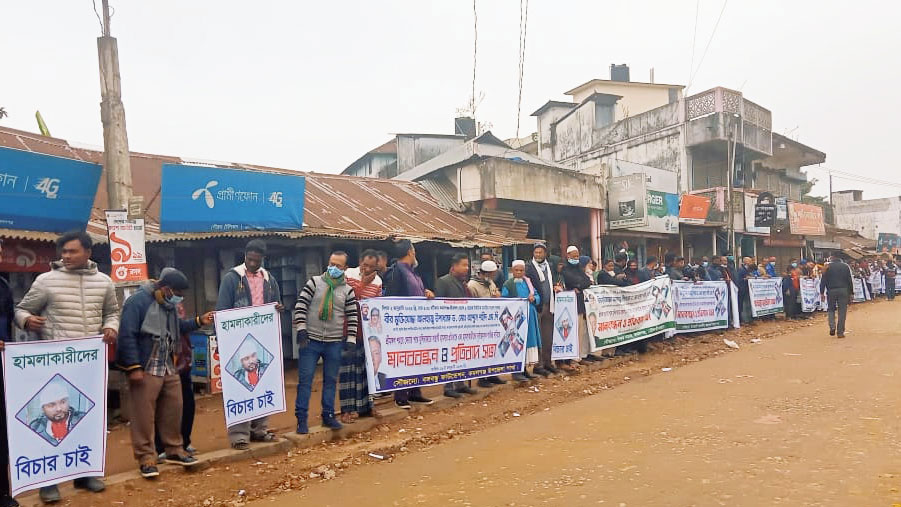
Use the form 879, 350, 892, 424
686, 87, 773, 155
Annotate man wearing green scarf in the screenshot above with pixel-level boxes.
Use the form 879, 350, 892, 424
293, 251, 359, 434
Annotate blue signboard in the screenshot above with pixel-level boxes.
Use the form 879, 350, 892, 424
160, 164, 306, 232
0, 147, 102, 232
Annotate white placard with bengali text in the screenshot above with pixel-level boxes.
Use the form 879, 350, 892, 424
551, 291, 580, 360
748, 278, 784, 317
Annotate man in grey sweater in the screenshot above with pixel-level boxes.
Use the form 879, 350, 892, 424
293, 251, 359, 434
819, 255, 853, 338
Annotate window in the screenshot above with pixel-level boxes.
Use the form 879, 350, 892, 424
595, 103, 614, 129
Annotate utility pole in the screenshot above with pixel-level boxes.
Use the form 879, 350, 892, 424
828, 170, 834, 225
97, 0, 133, 211
726, 119, 737, 258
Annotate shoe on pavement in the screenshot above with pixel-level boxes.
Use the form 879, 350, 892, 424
296, 421, 309, 434
477, 378, 494, 388
523, 370, 539, 380
837, 333, 845, 338
511, 372, 529, 382
0, 494, 19, 507
456, 386, 478, 395
140, 464, 160, 479
545, 365, 560, 374
395, 400, 412, 410
322, 416, 343, 430
829, 329, 836, 336
157, 451, 165, 464
39, 486, 60, 504
164, 454, 198, 466
73, 477, 105, 493
231, 441, 250, 451
409, 395, 434, 405
185, 445, 197, 455
488, 376, 507, 385
533, 366, 551, 377
443, 390, 463, 399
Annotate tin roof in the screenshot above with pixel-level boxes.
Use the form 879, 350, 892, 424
0, 127, 527, 247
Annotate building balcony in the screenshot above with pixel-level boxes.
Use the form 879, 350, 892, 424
685, 87, 773, 156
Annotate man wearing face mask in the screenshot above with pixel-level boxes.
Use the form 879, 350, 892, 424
561, 247, 601, 364
765, 257, 778, 278
525, 242, 559, 376
118, 268, 212, 479
598, 259, 630, 286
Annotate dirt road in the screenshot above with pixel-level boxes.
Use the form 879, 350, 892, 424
251, 301, 901, 506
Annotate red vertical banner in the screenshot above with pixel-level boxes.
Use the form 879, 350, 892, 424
105, 210, 148, 282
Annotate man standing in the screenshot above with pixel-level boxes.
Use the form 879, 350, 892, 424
340, 249, 383, 422
0, 239, 18, 507
375, 250, 389, 277
480, 251, 506, 288
293, 251, 359, 433
15, 231, 118, 503
525, 243, 559, 377
381, 240, 435, 408
736, 257, 759, 324
820, 255, 853, 338
613, 252, 628, 275
216, 240, 282, 450
434, 253, 480, 397
117, 268, 209, 479
637, 257, 659, 283
561, 246, 600, 364
885, 257, 897, 301
467, 260, 508, 387
765, 256, 778, 278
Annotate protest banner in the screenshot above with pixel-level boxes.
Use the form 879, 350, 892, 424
800, 278, 821, 312
551, 291, 580, 360
2, 336, 107, 496
870, 272, 883, 295
360, 297, 529, 394
672, 281, 729, 333
852, 278, 865, 302
583, 276, 675, 351
748, 278, 784, 317
213, 303, 285, 427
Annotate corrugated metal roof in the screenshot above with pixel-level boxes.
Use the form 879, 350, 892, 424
0, 127, 529, 248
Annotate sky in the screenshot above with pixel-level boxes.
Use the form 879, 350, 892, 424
1, 1, 899, 199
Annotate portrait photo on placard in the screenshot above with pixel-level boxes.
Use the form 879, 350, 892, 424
225, 333, 274, 392
16, 374, 95, 447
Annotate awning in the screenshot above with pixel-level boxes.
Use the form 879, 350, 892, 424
812, 240, 842, 250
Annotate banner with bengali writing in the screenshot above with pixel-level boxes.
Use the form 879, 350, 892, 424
748, 278, 784, 317
852, 277, 866, 302
213, 303, 285, 427
800, 277, 822, 313
2, 336, 107, 496
672, 281, 729, 333
360, 297, 529, 394
583, 276, 675, 352
551, 291, 580, 360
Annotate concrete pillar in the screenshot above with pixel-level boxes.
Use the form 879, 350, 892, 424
559, 220, 569, 256
590, 209, 602, 263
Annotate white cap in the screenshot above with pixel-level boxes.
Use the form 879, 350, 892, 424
511, 260, 526, 268
238, 341, 258, 360
40, 382, 69, 406
480, 260, 498, 272
566, 245, 579, 254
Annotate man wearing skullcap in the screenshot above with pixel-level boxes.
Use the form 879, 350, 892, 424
28, 382, 85, 446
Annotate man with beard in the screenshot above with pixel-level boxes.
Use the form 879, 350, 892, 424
525, 242, 559, 377
29, 383, 85, 446
561, 247, 601, 364
233, 343, 269, 391
435, 254, 480, 397
467, 260, 508, 387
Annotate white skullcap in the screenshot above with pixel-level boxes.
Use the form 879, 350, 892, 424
238, 340, 258, 360
566, 246, 579, 254
480, 260, 498, 272
511, 260, 526, 268
40, 382, 69, 406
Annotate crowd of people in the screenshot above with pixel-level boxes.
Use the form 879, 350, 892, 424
0, 231, 897, 506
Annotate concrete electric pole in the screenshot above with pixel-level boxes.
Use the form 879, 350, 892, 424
97, 0, 133, 211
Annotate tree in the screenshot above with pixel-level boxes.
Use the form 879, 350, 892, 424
801, 177, 833, 224
0, 107, 7, 120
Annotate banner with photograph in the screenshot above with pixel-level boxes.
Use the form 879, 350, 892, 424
672, 281, 729, 333
2, 336, 107, 496
213, 303, 285, 427
105, 210, 148, 282
852, 278, 866, 302
360, 297, 529, 394
800, 277, 822, 312
748, 278, 784, 317
583, 276, 675, 351
551, 291, 580, 360
608, 173, 648, 230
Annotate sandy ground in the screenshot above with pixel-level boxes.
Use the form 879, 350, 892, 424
30, 299, 901, 506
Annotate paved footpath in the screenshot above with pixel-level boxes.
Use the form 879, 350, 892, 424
251, 301, 901, 507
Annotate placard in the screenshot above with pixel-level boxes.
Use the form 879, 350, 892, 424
105, 210, 148, 282
672, 281, 729, 333
551, 291, 580, 360
748, 278, 784, 317
583, 277, 675, 351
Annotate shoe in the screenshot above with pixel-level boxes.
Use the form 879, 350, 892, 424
456, 386, 478, 395
322, 416, 343, 430
829, 329, 836, 336
39, 485, 60, 503
395, 400, 412, 410
296, 421, 309, 434
231, 441, 250, 451
511, 372, 529, 382
140, 464, 160, 479
488, 376, 507, 385
533, 366, 551, 377
477, 378, 494, 388
443, 390, 463, 398
545, 365, 560, 374
582, 355, 600, 362
523, 370, 539, 380
73, 476, 105, 493
0, 495, 18, 507
185, 445, 197, 455
409, 395, 434, 405
164, 454, 198, 466
157, 451, 165, 464
837, 333, 845, 338
250, 432, 277, 442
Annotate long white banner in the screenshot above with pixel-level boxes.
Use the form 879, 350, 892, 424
584, 276, 675, 351
800, 277, 822, 312
672, 281, 729, 334
2, 336, 107, 496
551, 291, 580, 360
748, 278, 784, 317
360, 297, 529, 393
213, 303, 286, 427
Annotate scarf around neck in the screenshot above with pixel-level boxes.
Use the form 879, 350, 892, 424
319, 272, 345, 321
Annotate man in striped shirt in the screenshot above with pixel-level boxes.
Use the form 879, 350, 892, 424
293, 251, 359, 434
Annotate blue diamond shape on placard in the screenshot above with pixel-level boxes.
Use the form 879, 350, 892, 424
226, 333, 274, 392
16, 373, 95, 447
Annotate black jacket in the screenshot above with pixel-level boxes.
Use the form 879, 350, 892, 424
524, 261, 553, 309
597, 270, 629, 286
562, 263, 592, 314
819, 261, 853, 294
0, 278, 13, 343
434, 273, 468, 298
637, 267, 656, 283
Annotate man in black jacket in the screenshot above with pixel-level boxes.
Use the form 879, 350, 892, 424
524, 242, 558, 376
561, 247, 600, 363
637, 257, 659, 283
820, 255, 853, 338
434, 253, 479, 397
0, 241, 18, 507
598, 259, 630, 286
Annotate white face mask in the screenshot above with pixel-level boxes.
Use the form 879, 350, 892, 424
607, 270, 615, 276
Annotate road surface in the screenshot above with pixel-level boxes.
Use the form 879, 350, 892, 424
252, 301, 901, 506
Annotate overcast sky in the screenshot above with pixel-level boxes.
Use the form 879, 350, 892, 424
2, 1, 898, 199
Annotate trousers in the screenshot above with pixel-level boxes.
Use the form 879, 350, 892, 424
155, 368, 195, 453
826, 287, 850, 335
129, 373, 184, 465
537, 303, 554, 368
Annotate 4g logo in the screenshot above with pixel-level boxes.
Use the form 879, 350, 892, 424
34, 177, 60, 199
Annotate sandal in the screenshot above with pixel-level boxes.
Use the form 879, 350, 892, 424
231, 442, 249, 451
340, 413, 358, 424
250, 433, 277, 443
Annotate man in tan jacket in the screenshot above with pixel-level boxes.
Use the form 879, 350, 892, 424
15, 230, 118, 504
466, 260, 507, 388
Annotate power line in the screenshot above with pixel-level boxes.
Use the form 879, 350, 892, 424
807, 167, 901, 189
515, 0, 529, 139
687, 0, 728, 91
